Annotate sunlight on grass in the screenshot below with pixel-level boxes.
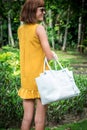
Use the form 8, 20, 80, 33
56, 50, 87, 64
46, 119, 87, 130
0, 119, 87, 130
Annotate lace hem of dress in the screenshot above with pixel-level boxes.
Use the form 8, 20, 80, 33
18, 88, 40, 99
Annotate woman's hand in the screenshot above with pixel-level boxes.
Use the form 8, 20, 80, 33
51, 51, 58, 60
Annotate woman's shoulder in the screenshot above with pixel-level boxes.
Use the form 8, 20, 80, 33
36, 24, 45, 30
18, 24, 25, 32
36, 24, 46, 35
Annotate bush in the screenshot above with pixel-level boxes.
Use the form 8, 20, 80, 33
0, 46, 87, 128
0, 46, 23, 128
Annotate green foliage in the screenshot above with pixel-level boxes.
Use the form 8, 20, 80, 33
0, 46, 23, 128
47, 119, 87, 130
0, 46, 87, 128
1, 0, 87, 49
1, 119, 87, 130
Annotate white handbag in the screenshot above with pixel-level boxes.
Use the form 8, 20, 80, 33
35, 58, 80, 105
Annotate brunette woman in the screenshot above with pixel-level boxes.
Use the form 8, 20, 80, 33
18, 0, 57, 130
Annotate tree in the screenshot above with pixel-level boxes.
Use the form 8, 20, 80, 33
77, 0, 87, 53
45, 0, 87, 52
0, 0, 24, 47
62, 5, 70, 51
0, 0, 87, 52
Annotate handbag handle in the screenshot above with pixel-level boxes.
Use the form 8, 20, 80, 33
43, 57, 64, 71
55, 59, 64, 69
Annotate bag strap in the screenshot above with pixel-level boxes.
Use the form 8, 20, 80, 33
55, 60, 64, 69
43, 57, 64, 71
43, 58, 51, 71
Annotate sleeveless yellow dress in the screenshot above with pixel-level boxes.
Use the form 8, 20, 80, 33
18, 24, 45, 99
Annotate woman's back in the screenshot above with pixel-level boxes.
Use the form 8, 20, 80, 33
18, 24, 45, 99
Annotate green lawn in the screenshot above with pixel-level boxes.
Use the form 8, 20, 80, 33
55, 50, 87, 74
56, 50, 87, 64
0, 119, 87, 130
46, 119, 87, 130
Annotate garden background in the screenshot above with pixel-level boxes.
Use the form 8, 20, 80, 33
0, 0, 87, 129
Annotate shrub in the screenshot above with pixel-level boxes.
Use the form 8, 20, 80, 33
0, 46, 23, 128
0, 46, 87, 128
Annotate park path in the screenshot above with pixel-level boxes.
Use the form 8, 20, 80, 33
71, 62, 87, 75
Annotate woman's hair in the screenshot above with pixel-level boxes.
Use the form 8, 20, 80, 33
20, 0, 44, 24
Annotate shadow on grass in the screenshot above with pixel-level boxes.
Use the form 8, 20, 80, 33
46, 119, 87, 130
0, 119, 87, 130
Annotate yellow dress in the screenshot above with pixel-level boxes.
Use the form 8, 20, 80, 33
18, 24, 45, 99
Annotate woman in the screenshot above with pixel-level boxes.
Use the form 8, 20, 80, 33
18, 0, 57, 130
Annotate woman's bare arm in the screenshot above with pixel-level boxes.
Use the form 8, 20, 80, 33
36, 24, 56, 60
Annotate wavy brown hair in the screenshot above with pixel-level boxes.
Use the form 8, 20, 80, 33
20, 0, 44, 24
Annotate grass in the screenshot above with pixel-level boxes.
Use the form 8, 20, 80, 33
46, 119, 87, 130
55, 50, 87, 74
0, 119, 87, 130
55, 50, 87, 64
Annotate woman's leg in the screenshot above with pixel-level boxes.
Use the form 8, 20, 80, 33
21, 99, 35, 130
35, 99, 48, 130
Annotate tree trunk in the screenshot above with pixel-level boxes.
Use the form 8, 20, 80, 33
8, 11, 15, 47
55, 14, 63, 48
48, 9, 55, 49
77, 16, 82, 49
62, 27, 68, 51
62, 6, 70, 51
77, 0, 85, 53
